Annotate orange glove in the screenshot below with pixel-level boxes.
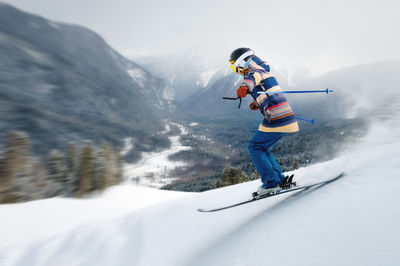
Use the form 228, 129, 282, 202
249, 102, 259, 111
236, 86, 248, 98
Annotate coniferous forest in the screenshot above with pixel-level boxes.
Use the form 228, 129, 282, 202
0, 131, 123, 203
163, 117, 368, 192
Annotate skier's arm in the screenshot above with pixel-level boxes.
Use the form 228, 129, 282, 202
240, 71, 280, 116
239, 72, 257, 92
249, 73, 268, 114
236, 72, 258, 98
238, 72, 261, 109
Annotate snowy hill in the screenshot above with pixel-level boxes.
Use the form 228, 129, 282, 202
1, 109, 400, 265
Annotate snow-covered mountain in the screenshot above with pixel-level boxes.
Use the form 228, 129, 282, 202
0, 3, 176, 155
133, 45, 231, 101
1, 99, 399, 265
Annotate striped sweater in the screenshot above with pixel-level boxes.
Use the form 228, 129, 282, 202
240, 56, 299, 133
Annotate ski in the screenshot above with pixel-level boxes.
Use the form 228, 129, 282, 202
197, 172, 345, 213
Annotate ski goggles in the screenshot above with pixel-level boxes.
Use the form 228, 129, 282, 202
229, 61, 237, 72
229, 50, 254, 72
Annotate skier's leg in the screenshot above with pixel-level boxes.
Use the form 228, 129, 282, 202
248, 131, 285, 187
248, 140, 274, 184
266, 150, 285, 180
264, 132, 286, 181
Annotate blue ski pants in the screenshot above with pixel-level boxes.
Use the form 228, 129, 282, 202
247, 131, 286, 188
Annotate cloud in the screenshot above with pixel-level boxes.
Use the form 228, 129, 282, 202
3, 0, 400, 75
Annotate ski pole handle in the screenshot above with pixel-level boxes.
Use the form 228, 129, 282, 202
222, 96, 242, 109
222, 97, 239, 100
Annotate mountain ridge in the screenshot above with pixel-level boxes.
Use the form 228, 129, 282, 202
0, 3, 177, 157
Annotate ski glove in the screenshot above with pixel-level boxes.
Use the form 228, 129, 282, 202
249, 102, 259, 111
236, 86, 248, 98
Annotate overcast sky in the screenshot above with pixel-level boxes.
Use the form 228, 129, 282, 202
2, 0, 400, 76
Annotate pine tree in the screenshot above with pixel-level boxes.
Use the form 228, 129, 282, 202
0, 131, 31, 203
94, 143, 124, 192
29, 159, 51, 200
221, 166, 249, 187
293, 157, 300, 170
96, 144, 109, 190
66, 142, 79, 196
96, 143, 112, 190
212, 179, 221, 189
21, 157, 50, 200
114, 147, 124, 184
76, 141, 95, 197
251, 171, 260, 181
47, 149, 67, 196
92, 148, 104, 191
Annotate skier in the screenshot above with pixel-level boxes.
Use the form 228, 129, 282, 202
229, 48, 299, 196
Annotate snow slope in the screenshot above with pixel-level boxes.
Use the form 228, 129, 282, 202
1, 113, 400, 266
0, 187, 190, 265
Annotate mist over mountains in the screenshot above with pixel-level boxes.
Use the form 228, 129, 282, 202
179, 58, 400, 124
0, 3, 175, 156
133, 45, 231, 101
290, 60, 400, 120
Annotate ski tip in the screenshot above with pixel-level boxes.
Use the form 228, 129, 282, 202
198, 208, 217, 213
335, 172, 345, 177
325, 172, 345, 183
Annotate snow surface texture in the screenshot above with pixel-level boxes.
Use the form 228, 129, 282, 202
1, 114, 400, 265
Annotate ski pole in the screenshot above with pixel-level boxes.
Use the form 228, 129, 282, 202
222, 96, 242, 109
296, 116, 315, 124
258, 88, 333, 94
223, 96, 315, 123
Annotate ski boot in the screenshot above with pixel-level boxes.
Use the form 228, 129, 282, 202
252, 184, 282, 199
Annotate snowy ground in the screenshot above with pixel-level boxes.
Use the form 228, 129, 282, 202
0, 186, 190, 266
1, 114, 400, 266
123, 122, 191, 188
